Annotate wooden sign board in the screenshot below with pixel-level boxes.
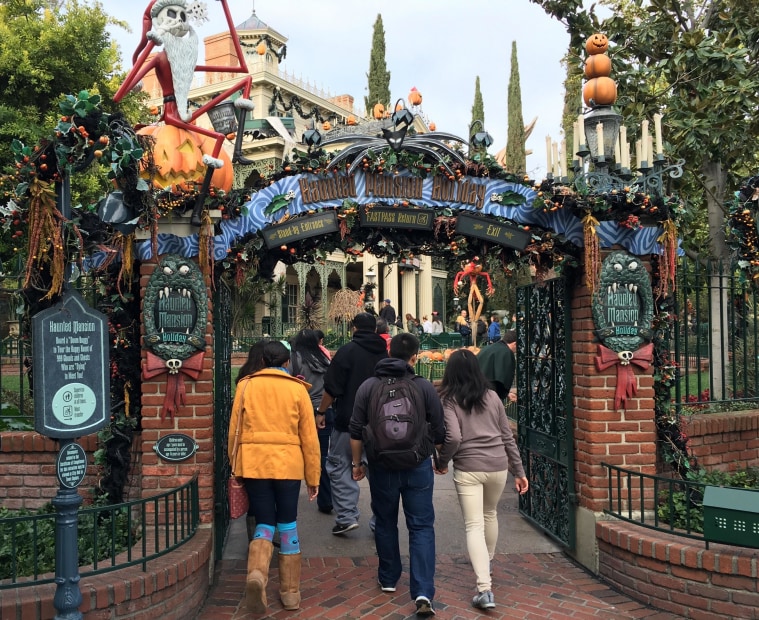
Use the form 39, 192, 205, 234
359, 207, 434, 230
455, 212, 531, 250
262, 211, 339, 249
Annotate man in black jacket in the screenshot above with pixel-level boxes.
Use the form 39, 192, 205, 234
316, 312, 388, 535
349, 333, 445, 617
379, 299, 397, 334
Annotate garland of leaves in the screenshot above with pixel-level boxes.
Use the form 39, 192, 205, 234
268, 87, 325, 123
241, 36, 287, 62
650, 254, 692, 476
726, 174, 759, 285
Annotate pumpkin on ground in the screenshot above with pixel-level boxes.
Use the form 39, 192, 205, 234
137, 124, 233, 193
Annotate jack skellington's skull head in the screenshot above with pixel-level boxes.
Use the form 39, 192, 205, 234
151, 0, 190, 36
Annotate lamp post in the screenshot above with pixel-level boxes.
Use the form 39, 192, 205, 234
468, 119, 493, 161
364, 267, 376, 309
302, 121, 322, 152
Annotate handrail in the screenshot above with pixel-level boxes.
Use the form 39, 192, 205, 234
602, 462, 706, 542
0, 475, 199, 588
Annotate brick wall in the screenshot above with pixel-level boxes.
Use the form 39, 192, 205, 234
597, 520, 759, 618
682, 409, 759, 471
0, 528, 212, 620
0, 432, 99, 510
571, 267, 658, 513
139, 261, 216, 525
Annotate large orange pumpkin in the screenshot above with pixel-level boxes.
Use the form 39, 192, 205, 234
584, 54, 611, 79
583, 76, 617, 107
346, 115, 357, 126
408, 87, 422, 106
256, 41, 267, 55
137, 124, 233, 193
373, 102, 385, 120
585, 33, 609, 55
429, 121, 436, 132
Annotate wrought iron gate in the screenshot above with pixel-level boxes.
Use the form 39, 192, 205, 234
213, 278, 234, 560
516, 277, 575, 549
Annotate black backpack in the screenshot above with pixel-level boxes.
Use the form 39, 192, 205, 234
363, 375, 431, 470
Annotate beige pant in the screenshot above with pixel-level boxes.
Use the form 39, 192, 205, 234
452, 468, 509, 592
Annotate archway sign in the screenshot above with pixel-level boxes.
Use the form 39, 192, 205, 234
134, 151, 667, 263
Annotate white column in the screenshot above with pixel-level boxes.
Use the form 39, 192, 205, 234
401, 268, 417, 325
418, 255, 433, 319
382, 261, 399, 317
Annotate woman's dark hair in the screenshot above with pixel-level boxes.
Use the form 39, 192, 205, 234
314, 329, 325, 342
291, 329, 330, 368
262, 340, 290, 368
438, 349, 489, 411
236, 339, 269, 383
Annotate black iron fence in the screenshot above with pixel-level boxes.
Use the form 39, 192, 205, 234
0, 475, 199, 588
603, 462, 706, 542
670, 257, 759, 412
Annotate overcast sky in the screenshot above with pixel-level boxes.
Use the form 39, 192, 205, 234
98, 0, 570, 180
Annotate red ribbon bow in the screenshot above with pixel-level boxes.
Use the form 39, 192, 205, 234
594, 343, 654, 410
143, 351, 205, 419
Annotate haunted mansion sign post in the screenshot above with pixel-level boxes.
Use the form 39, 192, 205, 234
142, 254, 208, 421
33, 286, 110, 620
592, 250, 655, 409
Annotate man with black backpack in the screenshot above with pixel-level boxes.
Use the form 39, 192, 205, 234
349, 333, 445, 617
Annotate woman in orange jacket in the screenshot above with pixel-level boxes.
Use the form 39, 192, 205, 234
228, 340, 321, 613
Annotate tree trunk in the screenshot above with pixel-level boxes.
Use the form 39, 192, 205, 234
703, 160, 729, 399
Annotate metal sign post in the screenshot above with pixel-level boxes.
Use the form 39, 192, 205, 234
31, 176, 110, 620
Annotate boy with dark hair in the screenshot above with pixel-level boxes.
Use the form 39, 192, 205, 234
349, 332, 445, 617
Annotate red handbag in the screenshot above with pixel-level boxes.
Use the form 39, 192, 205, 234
228, 475, 248, 520
228, 383, 249, 520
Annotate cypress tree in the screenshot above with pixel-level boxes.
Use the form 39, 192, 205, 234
364, 14, 391, 116
470, 76, 485, 132
505, 42, 526, 174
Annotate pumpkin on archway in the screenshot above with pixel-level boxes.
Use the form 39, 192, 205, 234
137, 124, 233, 193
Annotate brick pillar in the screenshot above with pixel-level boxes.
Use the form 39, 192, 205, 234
571, 258, 658, 515
139, 260, 216, 524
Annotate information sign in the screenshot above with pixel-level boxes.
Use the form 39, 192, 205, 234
359, 206, 434, 230
56, 442, 88, 489
33, 289, 110, 438
455, 212, 531, 250
262, 211, 339, 249
153, 433, 198, 462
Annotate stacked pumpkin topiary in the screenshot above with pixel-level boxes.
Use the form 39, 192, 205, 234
582, 33, 617, 108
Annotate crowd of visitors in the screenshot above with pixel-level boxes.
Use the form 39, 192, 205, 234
228, 310, 525, 617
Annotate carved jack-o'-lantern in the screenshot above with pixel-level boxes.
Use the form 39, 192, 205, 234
373, 102, 385, 119
585, 33, 609, 55
137, 124, 233, 193
346, 115, 357, 126
322, 121, 332, 131
429, 121, 436, 132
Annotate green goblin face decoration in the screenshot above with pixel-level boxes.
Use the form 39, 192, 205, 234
143, 254, 207, 360
592, 250, 654, 352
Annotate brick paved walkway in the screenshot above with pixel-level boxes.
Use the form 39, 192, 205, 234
196, 551, 683, 619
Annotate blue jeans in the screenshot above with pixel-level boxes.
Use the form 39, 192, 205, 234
317, 408, 334, 511
368, 460, 436, 601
